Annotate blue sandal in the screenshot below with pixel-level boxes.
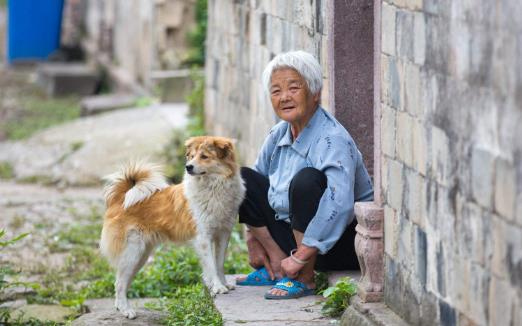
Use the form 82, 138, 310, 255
236, 267, 278, 286
264, 277, 316, 300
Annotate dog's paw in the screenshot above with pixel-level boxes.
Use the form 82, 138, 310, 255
115, 301, 137, 319
226, 283, 235, 290
211, 283, 230, 295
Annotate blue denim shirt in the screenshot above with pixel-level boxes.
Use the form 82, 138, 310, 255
254, 107, 374, 254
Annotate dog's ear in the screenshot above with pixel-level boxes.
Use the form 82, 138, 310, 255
213, 138, 234, 159
185, 137, 204, 157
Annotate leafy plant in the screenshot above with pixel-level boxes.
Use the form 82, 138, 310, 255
321, 276, 357, 317
183, 0, 208, 67
162, 69, 205, 183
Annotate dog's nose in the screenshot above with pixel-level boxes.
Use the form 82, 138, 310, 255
185, 165, 194, 173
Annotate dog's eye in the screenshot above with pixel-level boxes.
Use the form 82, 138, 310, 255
200, 154, 208, 160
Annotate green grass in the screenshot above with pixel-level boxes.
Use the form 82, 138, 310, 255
0, 96, 81, 140
0, 161, 14, 179
26, 213, 249, 324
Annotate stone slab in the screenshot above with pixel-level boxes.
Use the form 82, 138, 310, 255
214, 275, 334, 325
73, 298, 165, 326
0, 104, 188, 186
36, 63, 98, 97
11, 304, 76, 323
80, 93, 138, 116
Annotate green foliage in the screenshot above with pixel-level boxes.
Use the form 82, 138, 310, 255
321, 277, 357, 317
0, 0, 6, 8
152, 284, 223, 326
0, 96, 81, 140
0, 161, 14, 179
183, 0, 208, 67
162, 69, 205, 183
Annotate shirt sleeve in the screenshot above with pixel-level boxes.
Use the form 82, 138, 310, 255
302, 135, 357, 254
253, 128, 278, 177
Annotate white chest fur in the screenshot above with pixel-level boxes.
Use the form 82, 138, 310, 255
183, 173, 245, 232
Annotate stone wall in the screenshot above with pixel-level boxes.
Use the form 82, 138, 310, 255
0, 6, 6, 64
205, 0, 329, 165
380, 0, 522, 325
84, 0, 196, 90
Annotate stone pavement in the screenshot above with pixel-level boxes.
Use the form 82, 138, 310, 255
0, 103, 188, 186
214, 274, 360, 325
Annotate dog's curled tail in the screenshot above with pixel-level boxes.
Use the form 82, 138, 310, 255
103, 161, 168, 209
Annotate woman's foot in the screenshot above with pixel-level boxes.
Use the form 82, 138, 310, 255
265, 273, 315, 297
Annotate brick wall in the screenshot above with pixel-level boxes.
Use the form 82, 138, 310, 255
381, 0, 522, 325
205, 0, 329, 165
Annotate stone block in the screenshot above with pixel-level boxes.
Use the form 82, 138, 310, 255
397, 217, 413, 267
436, 243, 446, 297
491, 216, 508, 279
471, 146, 496, 209
387, 159, 404, 211
468, 263, 489, 325
425, 228, 438, 294
404, 63, 423, 118
412, 119, 428, 176
489, 276, 514, 326
438, 299, 457, 326
406, 169, 427, 227
382, 2, 396, 56
494, 157, 516, 221
506, 225, 522, 289
387, 56, 402, 109
446, 256, 471, 314
431, 126, 452, 187
381, 104, 396, 158
413, 225, 427, 287
396, 111, 413, 167
396, 10, 414, 61
405, 0, 423, 10
384, 205, 399, 258
80, 93, 138, 116
36, 63, 98, 97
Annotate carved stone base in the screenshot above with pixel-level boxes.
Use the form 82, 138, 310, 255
354, 201, 384, 303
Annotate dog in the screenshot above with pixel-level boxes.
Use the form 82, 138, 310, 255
100, 136, 245, 319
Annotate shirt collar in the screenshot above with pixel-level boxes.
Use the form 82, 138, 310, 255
276, 106, 326, 157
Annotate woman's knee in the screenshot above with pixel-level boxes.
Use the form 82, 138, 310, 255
290, 167, 327, 195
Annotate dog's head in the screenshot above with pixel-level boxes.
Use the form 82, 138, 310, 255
184, 136, 238, 178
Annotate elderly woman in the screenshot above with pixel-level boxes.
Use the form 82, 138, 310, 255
235, 51, 373, 299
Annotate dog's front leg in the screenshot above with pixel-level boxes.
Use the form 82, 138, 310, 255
215, 230, 234, 290
193, 234, 229, 295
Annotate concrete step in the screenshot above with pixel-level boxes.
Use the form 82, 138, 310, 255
80, 93, 138, 116
36, 63, 98, 97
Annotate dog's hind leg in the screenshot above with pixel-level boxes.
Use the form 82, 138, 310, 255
114, 229, 151, 319
193, 235, 229, 295
215, 231, 234, 290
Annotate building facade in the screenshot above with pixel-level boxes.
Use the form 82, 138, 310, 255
205, 0, 522, 325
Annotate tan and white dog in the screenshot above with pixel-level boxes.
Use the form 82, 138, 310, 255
100, 136, 245, 319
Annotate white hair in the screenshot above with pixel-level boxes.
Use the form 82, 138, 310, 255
262, 50, 323, 96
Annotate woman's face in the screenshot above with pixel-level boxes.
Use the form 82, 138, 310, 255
269, 68, 319, 128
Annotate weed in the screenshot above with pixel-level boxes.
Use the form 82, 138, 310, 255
1, 96, 81, 140
8, 215, 26, 230
320, 276, 357, 317
0, 161, 14, 179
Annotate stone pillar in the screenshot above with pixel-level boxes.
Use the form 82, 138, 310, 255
354, 201, 384, 302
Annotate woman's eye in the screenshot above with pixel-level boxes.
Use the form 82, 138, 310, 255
271, 90, 280, 96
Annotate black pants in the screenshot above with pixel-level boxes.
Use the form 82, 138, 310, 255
238, 167, 359, 271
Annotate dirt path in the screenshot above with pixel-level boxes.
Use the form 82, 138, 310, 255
0, 181, 104, 273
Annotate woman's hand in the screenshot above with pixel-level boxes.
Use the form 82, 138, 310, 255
280, 256, 304, 279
